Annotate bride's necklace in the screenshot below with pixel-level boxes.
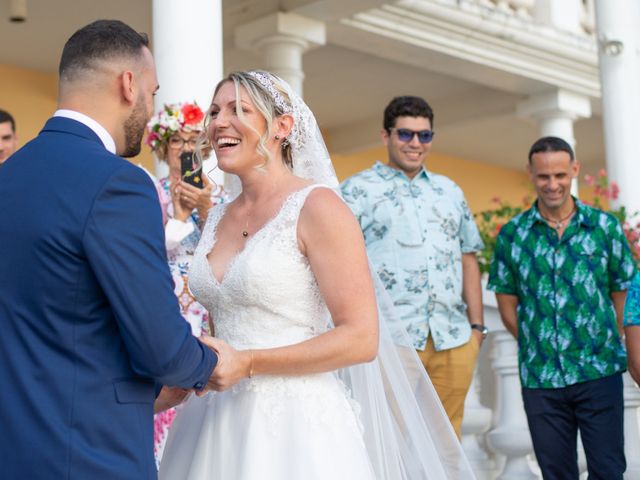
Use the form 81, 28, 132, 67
539, 205, 576, 230
239, 176, 289, 238
242, 215, 249, 238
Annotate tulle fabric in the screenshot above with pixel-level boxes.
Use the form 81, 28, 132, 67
340, 272, 475, 478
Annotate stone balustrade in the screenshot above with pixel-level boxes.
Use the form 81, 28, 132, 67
462, 286, 640, 479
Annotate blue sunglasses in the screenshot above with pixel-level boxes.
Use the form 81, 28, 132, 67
390, 128, 435, 143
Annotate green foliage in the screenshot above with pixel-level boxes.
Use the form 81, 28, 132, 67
475, 196, 530, 275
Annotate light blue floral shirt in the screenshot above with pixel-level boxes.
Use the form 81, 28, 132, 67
341, 162, 484, 351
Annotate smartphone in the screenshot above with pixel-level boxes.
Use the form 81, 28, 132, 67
180, 152, 204, 189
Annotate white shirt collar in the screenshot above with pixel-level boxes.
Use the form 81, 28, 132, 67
53, 109, 116, 154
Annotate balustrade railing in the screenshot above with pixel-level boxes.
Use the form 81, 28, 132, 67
462, 288, 640, 478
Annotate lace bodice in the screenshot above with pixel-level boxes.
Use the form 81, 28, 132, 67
189, 184, 332, 351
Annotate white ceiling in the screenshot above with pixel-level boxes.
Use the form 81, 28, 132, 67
0, 0, 605, 171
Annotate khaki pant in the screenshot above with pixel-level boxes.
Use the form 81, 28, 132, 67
416, 335, 480, 438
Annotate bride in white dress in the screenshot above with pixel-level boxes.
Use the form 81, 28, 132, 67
159, 71, 475, 480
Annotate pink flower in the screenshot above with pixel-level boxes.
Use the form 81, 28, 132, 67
598, 168, 607, 177
584, 174, 594, 186
610, 181, 620, 200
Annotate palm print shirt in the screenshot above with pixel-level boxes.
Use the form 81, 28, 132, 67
488, 199, 636, 389
341, 162, 483, 351
624, 273, 640, 327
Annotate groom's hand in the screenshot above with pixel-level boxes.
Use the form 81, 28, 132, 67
154, 386, 192, 413
199, 335, 252, 393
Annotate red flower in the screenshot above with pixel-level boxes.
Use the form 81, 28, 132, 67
181, 103, 204, 125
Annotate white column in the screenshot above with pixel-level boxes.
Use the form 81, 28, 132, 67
151, 0, 224, 181
595, 0, 640, 213
517, 89, 591, 196
461, 364, 495, 480
486, 331, 539, 479
622, 373, 640, 479
533, 0, 583, 34
235, 12, 326, 96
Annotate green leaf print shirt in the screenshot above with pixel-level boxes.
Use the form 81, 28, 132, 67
488, 199, 636, 389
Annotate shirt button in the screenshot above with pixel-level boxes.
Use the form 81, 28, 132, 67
194, 381, 204, 390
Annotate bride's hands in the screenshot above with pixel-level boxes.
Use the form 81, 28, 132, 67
199, 335, 252, 393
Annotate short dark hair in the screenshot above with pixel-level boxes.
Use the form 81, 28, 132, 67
383, 96, 434, 131
0, 109, 15, 132
528, 136, 575, 163
59, 20, 149, 82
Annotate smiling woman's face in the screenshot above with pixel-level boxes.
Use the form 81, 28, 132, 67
207, 81, 267, 175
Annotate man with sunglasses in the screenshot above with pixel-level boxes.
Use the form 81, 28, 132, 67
341, 95, 485, 437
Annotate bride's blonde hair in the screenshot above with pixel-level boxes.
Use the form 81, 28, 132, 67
198, 71, 294, 171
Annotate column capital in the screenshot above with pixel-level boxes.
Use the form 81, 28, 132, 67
235, 12, 326, 53
516, 89, 592, 121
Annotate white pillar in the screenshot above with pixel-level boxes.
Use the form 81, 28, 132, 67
623, 373, 640, 479
235, 12, 326, 96
517, 89, 591, 196
461, 365, 495, 480
486, 331, 538, 479
151, 0, 224, 181
533, 0, 583, 34
595, 0, 640, 212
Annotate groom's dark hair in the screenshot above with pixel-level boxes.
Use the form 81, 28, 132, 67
59, 20, 149, 83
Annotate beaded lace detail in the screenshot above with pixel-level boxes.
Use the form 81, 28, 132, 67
190, 184, 330, 349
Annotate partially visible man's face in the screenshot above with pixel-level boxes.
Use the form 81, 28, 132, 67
122, 47, 158, 158
528, 150, 578, 211
382, 116, 432, 179
0, 121, 18, 164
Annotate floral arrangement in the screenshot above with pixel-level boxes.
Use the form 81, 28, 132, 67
474, 170, 640, 275
583, 169, 640, 262
475, 195, 532, 275
146, 102, 205, 151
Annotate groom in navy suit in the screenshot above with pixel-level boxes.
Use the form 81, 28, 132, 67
0, 20, 219, 479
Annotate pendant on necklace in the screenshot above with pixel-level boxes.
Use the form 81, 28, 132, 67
555, 221, 562, 230
242, 231, 248, 238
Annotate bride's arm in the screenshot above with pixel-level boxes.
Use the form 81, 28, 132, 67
204, 188, 379, 391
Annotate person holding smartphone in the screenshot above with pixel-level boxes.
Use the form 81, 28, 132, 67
145, 101, 225, 464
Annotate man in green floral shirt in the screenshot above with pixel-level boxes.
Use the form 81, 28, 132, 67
488, 136, 635, 480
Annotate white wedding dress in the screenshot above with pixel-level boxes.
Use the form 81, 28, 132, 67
158, 184, 376, 479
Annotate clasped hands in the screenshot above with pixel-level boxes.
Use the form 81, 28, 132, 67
155, 335, 252, 412
199, 334, 252, 395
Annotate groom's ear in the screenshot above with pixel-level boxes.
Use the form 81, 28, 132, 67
274, 113, 294, 139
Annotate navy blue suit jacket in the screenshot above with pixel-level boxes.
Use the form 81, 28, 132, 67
0, 117, 217, 479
